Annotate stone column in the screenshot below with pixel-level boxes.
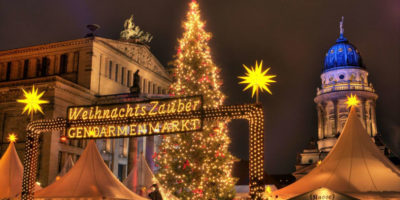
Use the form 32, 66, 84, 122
365, 101, 372, 136
146, 136, 155, 170
333, 100, 338, 136
317, 104, 323, 140
127, 138, 138, 172
48, 55, 55, 75
16, 60, 23, 79
111, 139, 119, 176
360, 98, 366, 127
127, 138, 138, 192
371, 101, 377, 136
54, 54, 60, 74
28, 58, 36, 78
67, 52, 74, 73
322, 102, 328, 138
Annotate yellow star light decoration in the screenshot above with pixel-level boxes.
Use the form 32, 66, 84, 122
88, 130, 96, 137
8, 133, 17, 143
238, 60, 276, 102
17, 85, 49, 115
345, 94, 359, 108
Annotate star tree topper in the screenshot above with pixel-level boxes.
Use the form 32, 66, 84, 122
17, 85, 49, 117
238, 60, 276, 103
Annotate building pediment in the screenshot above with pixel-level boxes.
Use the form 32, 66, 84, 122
95, 37, 170, 79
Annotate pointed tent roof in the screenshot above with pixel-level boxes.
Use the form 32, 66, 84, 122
0, 142, 41, 199
0, 142, 24, 198
58, 155, 74, 177
35, 140, 148, 200
274, 107, 400, 199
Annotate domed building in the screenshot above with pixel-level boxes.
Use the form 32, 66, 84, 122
294, 18, 391, 179
315, 20, 378, 152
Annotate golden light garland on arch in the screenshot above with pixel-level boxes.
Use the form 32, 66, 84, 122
20, 96, 266, 200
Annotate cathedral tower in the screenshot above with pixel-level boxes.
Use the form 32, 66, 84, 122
294, 18, 381, 178
314, 17, 378, 152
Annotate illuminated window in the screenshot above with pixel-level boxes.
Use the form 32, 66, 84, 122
338, 48, 343, 52
73, 51, 79, 72
348, 48, 352, 52
330, 50, 334, 54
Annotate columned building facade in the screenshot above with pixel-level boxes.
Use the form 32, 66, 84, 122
0, 36, 171, 186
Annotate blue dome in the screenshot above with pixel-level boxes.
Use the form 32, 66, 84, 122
323, 34, 365, 72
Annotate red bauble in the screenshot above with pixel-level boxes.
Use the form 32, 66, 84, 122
183, 160, 190, 169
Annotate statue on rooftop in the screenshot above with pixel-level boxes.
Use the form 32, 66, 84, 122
339, 16, 344, 35
130, 69, 141, 96
120, 15, 153, 44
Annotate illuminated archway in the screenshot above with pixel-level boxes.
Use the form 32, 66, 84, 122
21, 96, 265, 200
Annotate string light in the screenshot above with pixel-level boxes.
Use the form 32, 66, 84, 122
60, 135, 67, 143
21, 102, 265, 200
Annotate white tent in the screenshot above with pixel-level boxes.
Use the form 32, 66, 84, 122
58, 155, 74, 177
0, 141, 41, 199
273, 107, 400, 199
35, 140, 148, 200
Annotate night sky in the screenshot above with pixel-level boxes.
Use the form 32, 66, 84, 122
0, 0, 399, 174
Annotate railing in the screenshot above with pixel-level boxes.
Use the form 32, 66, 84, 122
317, 83, 375, 95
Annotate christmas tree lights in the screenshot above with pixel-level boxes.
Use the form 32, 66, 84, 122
155, 1, 237, 199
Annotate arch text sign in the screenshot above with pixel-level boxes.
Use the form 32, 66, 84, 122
66, 96, 203, 139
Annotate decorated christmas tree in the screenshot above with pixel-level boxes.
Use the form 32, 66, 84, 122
155, 1, 237, 199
